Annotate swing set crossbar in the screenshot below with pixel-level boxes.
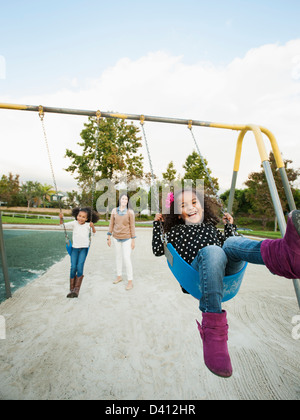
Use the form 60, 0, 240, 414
1, 101, 299, 307
0, 102, 288, 170
0, 101, 242, 128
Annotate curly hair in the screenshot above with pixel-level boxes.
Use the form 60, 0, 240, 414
163, 188, 221, 233
72, 207, 100, 224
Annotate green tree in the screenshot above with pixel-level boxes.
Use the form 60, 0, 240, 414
162, 161, 177, 184
294, 189, 300, 208
0, 173, 20, 206
183, 150, 219, 194
220, 189, 252, 215
65, 117, 144, 198
244, 152, 300, 228
65, 190, 81, 208
20, 181, 41, 211
37, 183, 56, 207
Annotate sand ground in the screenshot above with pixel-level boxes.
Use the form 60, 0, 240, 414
0, 227, 299, 400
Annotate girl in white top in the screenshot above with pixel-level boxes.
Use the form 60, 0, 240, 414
60, 207, 99, 298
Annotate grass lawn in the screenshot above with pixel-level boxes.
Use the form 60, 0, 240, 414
239, 230, 282, 239
2, 215, 282, 238
2, 215, 109, 226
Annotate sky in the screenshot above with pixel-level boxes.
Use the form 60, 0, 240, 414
1, 0, 300, 194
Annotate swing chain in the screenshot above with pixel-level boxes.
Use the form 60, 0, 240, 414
89, 110, 101, 245
188, 123, 240, 236
188, 124, 224, 210
38, 106, 70, 244
140, 116, 160, 214
91, 110, 101, 209
39, 106, 58, 195
140, 117, 167, 244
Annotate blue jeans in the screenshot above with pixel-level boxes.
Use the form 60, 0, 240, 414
191, 236, 265, 313
70, 247, 89, 278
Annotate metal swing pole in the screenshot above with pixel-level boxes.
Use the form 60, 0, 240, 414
0, 212, 12, 299
229, 124, 300, 308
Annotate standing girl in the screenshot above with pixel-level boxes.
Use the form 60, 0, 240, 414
152, 188, 300, 378
107, 194, 136, 291
60, 207, 99, 298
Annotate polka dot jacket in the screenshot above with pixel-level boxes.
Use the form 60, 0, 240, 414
152, 220, 237, 265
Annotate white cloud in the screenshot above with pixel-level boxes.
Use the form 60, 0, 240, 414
292, 54, 300, 81
1, 40, 300, 194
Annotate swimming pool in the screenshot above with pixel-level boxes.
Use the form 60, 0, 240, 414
0, 230, 68, 302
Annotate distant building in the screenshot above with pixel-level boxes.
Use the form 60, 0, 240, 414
50, 192, 67, 203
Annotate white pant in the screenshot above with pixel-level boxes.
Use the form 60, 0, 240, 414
113, 238, 133, 280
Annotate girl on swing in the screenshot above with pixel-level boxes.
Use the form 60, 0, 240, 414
152, 188, 300, 378
60, 207, 99, 298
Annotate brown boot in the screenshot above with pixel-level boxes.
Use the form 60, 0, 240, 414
73, 275, 84, 298
66, 276, 76, 298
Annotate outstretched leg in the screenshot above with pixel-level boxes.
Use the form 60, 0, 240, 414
261, 210, 300, 279
223, 210, 300, 279
222, 236, 264, 273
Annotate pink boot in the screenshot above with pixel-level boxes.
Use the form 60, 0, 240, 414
196, 310, 232, 378
261, 210, 300, 279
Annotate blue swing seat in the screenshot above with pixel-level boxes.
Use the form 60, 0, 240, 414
165, 243, 247, 302
66, 240, 90, 257
66, 239, 73, 256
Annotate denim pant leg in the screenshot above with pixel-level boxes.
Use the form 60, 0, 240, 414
191, 245, 228, 313
70, 248, 79, 278
76, 248, 89, 277
70, 247, 88, 278
222, 236, 265, 274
